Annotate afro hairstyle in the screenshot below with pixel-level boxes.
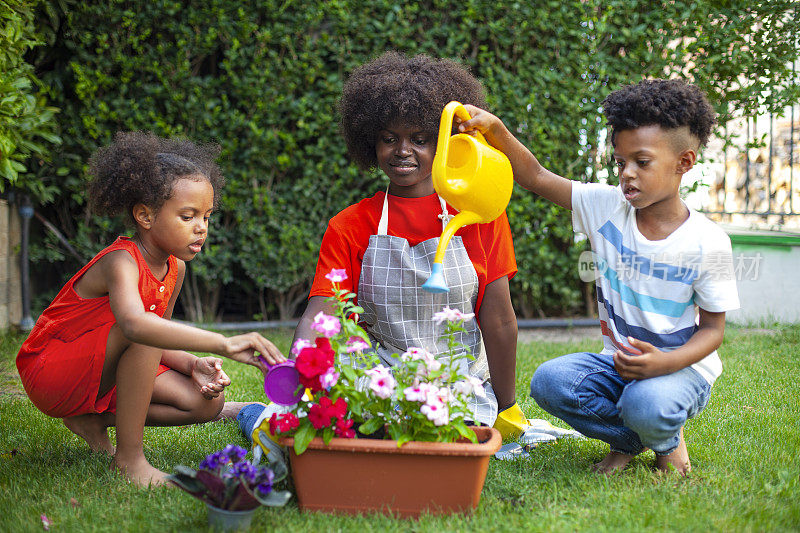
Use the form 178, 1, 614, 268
602, 78, 717, 149
339, 50, 486, 170
87, 131, 224, 225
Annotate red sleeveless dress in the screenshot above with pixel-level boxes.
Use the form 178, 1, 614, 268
16, 237, 178, 418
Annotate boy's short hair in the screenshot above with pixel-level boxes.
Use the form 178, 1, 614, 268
339, 51, 486, 170
602, 79, 717, 149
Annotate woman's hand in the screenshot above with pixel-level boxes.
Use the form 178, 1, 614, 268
192, 356, 231, 399
221, 332, 286, 372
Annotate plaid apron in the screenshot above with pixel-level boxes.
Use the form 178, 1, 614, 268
356, 191, 498, 426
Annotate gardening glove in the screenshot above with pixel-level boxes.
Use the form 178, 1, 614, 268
493, 402, 527, 439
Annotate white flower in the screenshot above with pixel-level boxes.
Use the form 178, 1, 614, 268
320, 367, 339, 389
403, 382, 434, 402
453, 376, 486, 398
324, 268, 348, 283
291, 338, 314, 356
432, 306, 475, 325
311, 311, 341, 338
401, 347, 441, 378
420, 391, 449, 426
366, 365, 396, 399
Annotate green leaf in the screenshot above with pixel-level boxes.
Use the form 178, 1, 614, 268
358, 416, 384, 435
293, 422, 317, 455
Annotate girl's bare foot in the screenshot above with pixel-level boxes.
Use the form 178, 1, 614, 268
111, 454, 168, 487
655, 426, 691, 475
63, 413, 116, 454
215, 401, 266, 421
591, 450, 635, 474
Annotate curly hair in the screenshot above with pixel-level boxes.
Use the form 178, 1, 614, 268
602, 78, 717, 148
87, 131, 224, 223
339, 51, 487, 169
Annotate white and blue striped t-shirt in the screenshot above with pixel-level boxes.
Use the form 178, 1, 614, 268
572, 182, 740, 385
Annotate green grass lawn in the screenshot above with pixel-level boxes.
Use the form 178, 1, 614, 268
1, 325, 798, 532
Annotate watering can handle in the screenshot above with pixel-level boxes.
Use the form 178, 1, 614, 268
435, 101, 488, 179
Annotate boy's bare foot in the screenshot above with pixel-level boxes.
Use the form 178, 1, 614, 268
111, 454, 168, 487
655, 427, 691, 475
591, 450, 635, 474
215, 401, 266, 421
63, 413, 116, 454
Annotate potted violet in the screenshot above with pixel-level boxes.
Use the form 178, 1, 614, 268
167, 445, 291, 531
253, 269, 501, 517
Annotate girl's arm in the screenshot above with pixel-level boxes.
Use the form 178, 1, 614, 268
104, 251, 284, 367
478, 275, 518, 409
459, 104, 573, 210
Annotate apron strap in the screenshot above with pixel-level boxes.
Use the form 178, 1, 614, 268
377, 189, 451, 236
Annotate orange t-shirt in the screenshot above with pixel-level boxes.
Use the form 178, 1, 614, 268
309, 191, 517, 315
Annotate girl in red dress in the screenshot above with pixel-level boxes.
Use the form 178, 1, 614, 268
16, 132, 285, 486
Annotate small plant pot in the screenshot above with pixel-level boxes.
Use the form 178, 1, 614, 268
206, 504, 256, 531
280, 426, 501, 518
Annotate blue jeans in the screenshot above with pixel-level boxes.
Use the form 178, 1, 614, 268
530, 352, 712, 455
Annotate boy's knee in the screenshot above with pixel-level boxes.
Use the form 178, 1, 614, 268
618, 388, 683, 438
530, 360, 563, 408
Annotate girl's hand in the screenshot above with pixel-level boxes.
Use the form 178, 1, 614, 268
192, 356, 231, 399
613, 337, 673, 380
222, 332, 285, 371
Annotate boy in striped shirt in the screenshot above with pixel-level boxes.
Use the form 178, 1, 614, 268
458, 79, 739, 474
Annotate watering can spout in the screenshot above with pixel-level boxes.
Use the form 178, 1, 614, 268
422, 101, 513, 293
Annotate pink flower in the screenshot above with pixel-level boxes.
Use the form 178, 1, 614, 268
325, 268, 348, 283
366, 365, 396, 399
344, 336, 370, 353
432, 306, 475, 325
311, 311, 341, 338
320, 367, 339, 389
291, 338, 314, 356
41, 515, 52, 531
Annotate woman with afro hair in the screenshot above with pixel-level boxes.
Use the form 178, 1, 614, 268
292, 51, 524, 433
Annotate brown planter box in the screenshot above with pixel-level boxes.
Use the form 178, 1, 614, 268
281, 426, 501, 518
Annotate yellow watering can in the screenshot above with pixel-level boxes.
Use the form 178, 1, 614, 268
422, 101, 513, 293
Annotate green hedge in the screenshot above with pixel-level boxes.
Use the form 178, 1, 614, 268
20, 0, 800, 320
0, 0, 60, 199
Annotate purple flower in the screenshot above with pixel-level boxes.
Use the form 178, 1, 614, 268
230, 461, 258, 483
199, 450, 227, 471
222, 444, 247, 463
